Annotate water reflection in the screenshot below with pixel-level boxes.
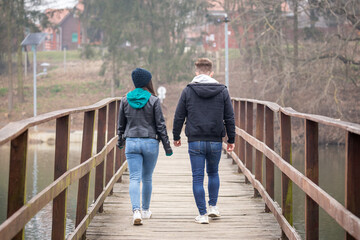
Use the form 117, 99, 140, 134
0, 142, 346, 239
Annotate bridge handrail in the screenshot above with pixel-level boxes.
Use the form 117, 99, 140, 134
233, 98, 360, 135
0, 97, 121, 146
0, 97, 126, 240
228, 98, 360, 239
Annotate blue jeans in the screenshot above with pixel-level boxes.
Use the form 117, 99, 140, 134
188, 141, 222, 215
125, 138, 159, 211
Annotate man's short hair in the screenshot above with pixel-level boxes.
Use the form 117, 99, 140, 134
195, 58, 213, 73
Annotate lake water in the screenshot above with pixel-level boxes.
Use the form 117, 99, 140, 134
0, 142, 345, 239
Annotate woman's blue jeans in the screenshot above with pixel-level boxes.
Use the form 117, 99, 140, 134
188, 141, 222, 215
125, 138, 159, 211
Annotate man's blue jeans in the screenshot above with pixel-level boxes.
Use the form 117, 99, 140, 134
125, 138, 159, 211
188, 141, 222, 215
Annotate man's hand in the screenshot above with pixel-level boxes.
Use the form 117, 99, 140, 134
227, 143, 235, 152
173, 140, 181, 147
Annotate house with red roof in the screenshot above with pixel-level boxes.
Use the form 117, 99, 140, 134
43, 2, 84, 51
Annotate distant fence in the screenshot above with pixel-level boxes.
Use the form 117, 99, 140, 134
0, 98, 126, 240
225, 98, 360, 240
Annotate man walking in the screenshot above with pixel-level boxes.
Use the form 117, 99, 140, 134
172, 58, 235, 224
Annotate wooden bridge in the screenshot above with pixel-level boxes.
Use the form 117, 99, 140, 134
0, 97, 359, 240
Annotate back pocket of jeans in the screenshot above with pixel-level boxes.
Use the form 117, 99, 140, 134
188, 141, 200, 154
210, 142, 222, 153
125, 140, 138, 154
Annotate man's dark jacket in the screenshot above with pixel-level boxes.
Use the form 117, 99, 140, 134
172, 83, 235, 143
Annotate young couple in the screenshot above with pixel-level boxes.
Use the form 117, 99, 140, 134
117, 58, 235, 226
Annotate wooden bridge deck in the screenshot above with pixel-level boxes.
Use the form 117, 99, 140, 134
86, 143, 281, 240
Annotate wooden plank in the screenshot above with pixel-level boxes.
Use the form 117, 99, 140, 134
280, 112, 293, 238
67, 161, 128, 240
106, 101, 116, 191
7, 130, 28, 240
235, 126, 360, 239
86, 144, 282, 240
265, 107, 274, 213
232, 98, 360, 135
76, 110, 95, 239
115, 100, 121, 173
0, 97, 122, 145
345, 132, 360, 240
232, 98, 281, 112
239, 101, 246, 165
305, 120, 319, 240
233, 100, 239, 165
255, 104, 264, 197
96, 106, 107, 213
52, 115, 70, 240
245, 102, 253, 183
228, 149, 301, 240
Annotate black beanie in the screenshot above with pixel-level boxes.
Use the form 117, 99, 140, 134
131, 68, 152, 88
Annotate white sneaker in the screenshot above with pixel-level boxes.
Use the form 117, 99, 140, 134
141, 209, 152, 219
195, 214, 209, 224
132, 210, 143, 225
208, 205, 221, 218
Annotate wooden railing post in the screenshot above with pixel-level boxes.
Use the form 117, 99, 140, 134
280, 112, 293, 239
255, 104, 264, 197
7, 130, 28, 240
239, 101, 246, 166
234, 100, 240, 165
245, 101, 253, 184
345, 132, 360, 240
52, 115, 70, 240
106, 101, 116, 192
76, 110, 95, 240
115, 100, 122, 182
95, 106, 107, 213
305, 119, 319, 240
265, 107, 274, 213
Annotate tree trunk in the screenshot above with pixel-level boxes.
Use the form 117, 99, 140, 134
17, 41, 24, 102
111, 51, 115, 97
293, 0, 299, 72
17, 0, 25, 103
6, 1, 14, 112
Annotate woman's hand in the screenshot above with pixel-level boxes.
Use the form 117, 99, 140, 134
173, 140, 181, 147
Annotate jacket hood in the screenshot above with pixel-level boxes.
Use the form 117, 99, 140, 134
188, 83, 226, 98
126, 88, 151, 109
191, 74, 219, 84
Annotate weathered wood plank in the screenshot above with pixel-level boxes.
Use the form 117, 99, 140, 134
305, 120, 319, 240
7, 130, 28, 240
280, 111, 293, 236
345, 132, 360, 239
95, 106, 107, 213
76, 110, 95, 240
0, 98, 122, 145
52, 115, 70, 240
86, 142, 282, 240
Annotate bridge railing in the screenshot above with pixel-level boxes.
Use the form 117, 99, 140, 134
226, 98, 360, 240
0, 98, 126, 240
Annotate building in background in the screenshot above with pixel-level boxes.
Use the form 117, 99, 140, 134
42, 2, 83, 50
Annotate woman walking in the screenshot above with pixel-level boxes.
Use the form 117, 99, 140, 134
117, 68, 173, 225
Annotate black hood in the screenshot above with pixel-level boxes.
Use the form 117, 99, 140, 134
188, 84, 226, 98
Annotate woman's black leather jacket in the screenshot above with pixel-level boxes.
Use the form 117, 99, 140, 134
117, 95, 172, 155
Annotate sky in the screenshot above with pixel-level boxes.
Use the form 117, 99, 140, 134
26, 0, 78, 11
